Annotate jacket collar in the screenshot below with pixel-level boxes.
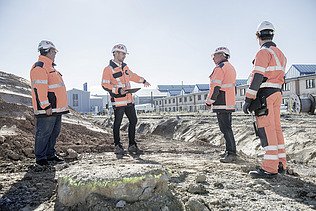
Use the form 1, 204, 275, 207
109, 60, 127, 69
261, 41, 276, 48
38, 55, 56, 67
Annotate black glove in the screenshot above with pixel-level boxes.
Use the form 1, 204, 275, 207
243, 102, 251, 114
205, 103, 212, 107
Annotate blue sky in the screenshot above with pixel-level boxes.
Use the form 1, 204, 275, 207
0, 0, 315, 95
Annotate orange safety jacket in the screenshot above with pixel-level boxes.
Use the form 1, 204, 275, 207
206, 60, 236, 112
245, 41, 287, 102
101, 60, 146, 108
30, 55, 69, 117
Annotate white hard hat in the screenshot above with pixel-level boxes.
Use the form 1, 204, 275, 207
257, 21, 275, 33
38, 40, 57, 52
112, 44, 128, 54
212, 47, 230, 57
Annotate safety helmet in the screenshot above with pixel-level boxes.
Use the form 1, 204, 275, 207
112, 44, 128, 54
38, 40, 57, 52
212, 47, 230, 58
256, 21, 275, 36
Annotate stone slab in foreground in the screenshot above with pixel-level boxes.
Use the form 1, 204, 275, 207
57, 160, 183, 210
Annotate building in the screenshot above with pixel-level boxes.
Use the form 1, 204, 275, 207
67, 88, 90, 113
155, 80, 248, 112
90, 95, 104, 114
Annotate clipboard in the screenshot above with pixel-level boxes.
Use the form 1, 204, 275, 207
125, 88, 141, 93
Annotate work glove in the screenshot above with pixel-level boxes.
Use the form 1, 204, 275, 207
243, 101, 251, 114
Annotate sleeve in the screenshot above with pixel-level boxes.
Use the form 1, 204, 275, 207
30, 67, 51, 109
128, 68, 146, 83
245, 49, 271, 102
206, 67, 224, 104
101, 67, 123, 97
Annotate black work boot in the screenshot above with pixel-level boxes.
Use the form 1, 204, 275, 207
128, 144, 143, 155
47, 156, 64, 163
36, 159, 49, 166
249, 168, 278, 179
220, 153, 237, 163
114, 144, 125, 155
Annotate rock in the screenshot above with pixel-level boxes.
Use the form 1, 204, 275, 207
0, 135, 5, 144
116, 200, 126, 208
22, 148, 34, 158
185, 197, 209, 211
214, 182, 224, 189
196, 174, 207, 183
307, 192, 316, 198
66, 148, 78, 159
187, 184, 208, 194
208, 199, 220, 205
7, 149, 20, 161
20, 205, 32, 211
57, 162, 176, 207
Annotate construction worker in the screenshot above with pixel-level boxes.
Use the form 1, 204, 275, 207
243, 21, 287, 178
30, 40, 69, 166
101, 44, 150, 156
206, 47, 237, 163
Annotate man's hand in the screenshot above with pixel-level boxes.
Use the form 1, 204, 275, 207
144, 81, 151, 87
205, 98, 214, 107
46, 107, 53, 116
243, 102, 251, 114
119, 88, 128, 95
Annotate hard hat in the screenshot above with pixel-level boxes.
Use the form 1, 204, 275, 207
212, 47, 230, 57
112, 44, 128, 54
38, 40, 57, 52
257, 21, 275, 34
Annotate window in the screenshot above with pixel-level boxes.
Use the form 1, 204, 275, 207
169, 99, 171, 104
173, 99, 175, 103
198, 95, 202, 101
189, 96, 193, 101
159, 101, 162, 105
306, 79, 315, 89
165, 100, 167, 104
73, 94, 79, 107
240, 88, 246, 96
204, 94, 208, 99
283, 83, 290, 91
184, 97, 187, 102
179, 98, 182, 103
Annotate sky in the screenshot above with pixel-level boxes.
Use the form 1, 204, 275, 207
0, 0, 315, 95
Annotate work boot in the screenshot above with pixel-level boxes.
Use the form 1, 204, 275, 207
249, 168, 278, 179
114, 145, 125, 155
278, 162, 286, 175
36, 159, 49, 166
47, 156, 64, 163
220, 153, 237, 163
128, 144, 143, 155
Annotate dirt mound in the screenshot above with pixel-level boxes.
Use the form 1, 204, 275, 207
0, 98, 113, 164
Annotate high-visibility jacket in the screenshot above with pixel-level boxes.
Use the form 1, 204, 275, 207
246, 41, 287, 102
206, 60, 236, 112
30, 55, 69, 116
101, 60, 146, 108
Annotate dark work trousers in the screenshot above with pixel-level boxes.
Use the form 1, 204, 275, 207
113, 104, 138, 146
216, 112, 236, 155
35, 115, 62, 161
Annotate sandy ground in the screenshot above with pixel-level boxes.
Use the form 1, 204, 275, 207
1, 109, 316, 210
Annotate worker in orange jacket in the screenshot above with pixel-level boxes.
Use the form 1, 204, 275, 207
243, 21, 287, 179
30, 40, 69, 166
102, 44, 150, 156
206, 47, 237, 163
